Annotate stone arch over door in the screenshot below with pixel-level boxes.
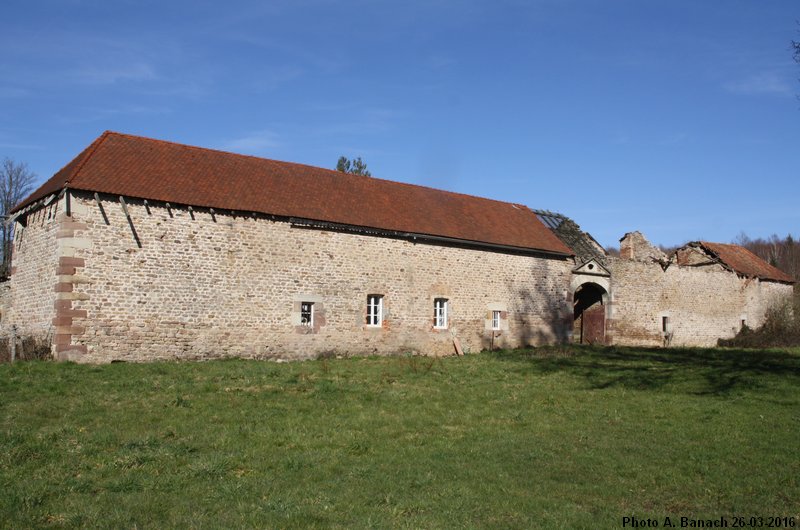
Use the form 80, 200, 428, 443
572, 281, 609, 344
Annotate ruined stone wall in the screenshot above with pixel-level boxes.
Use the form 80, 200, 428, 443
47, 192, 573, 362
607, 258, 793, 347
1, 200, 62, 345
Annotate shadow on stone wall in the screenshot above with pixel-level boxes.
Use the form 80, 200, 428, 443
492, 345, 800, 397
510, 281, 571, 348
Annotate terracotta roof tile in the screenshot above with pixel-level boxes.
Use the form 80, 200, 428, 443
698, 241, 794, 283
14, 131, 573, 255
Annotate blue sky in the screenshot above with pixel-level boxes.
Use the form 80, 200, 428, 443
2, 0, 798, 248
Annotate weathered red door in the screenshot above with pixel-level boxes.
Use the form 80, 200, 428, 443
582, 305, 605, 344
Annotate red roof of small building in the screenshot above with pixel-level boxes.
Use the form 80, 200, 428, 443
694, 241, 794, 283
14, 131, 572, 255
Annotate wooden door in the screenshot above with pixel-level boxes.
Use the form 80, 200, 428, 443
582, 305, 605, 344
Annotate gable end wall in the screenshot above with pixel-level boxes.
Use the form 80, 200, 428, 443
1, 200, 63, 352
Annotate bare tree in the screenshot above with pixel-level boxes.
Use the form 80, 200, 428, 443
1, 158, 36, 278
733, 231, 798, 281
794, 23, 800, 98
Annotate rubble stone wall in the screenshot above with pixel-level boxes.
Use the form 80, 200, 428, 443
1, 200, 61, 347
14, 192, 573, 362
607, 258, 792, 347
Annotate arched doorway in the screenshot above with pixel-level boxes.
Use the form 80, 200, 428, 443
573, 282, 608, 344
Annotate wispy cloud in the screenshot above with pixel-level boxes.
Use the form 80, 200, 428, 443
248, 66, 305, 92
658, 132, 689, 145
221, 130, 282, 154
0, 87, 30, 98
427, 53, 457, 70
0, 142, 42, 150
723, 72, 792, 96
310, 107, 403, 136
54, 104, 172, 125
71, 62, 158, 85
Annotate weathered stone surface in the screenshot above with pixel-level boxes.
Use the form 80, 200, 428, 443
2, 191, 793, 362
5, 192, 575, 362
0, 200, 61, 347
606, 256, 790, 347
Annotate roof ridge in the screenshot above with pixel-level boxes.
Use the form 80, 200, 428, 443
103, 131, 532, 211
64, 130, 112, 186
14, 131, 574, 255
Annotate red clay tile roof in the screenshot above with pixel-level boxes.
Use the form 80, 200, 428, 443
696, 241, 794, 283
14, 131, 573, 255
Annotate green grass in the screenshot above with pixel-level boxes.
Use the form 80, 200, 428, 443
1, 346, 799, 529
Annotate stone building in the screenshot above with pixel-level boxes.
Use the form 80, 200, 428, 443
2, 132, 794, 362
555, 225, 794, 348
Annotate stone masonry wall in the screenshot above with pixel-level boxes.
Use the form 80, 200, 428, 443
50, 192, 574, 362
607, 257, 792, 347
1, 199, 62, 347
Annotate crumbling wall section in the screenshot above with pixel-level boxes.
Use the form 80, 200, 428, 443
619, 231, 667, 262
65, 192, 573, 362
608, 256, 793, 347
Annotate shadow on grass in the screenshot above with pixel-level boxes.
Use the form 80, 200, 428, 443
490, 345, 800, 396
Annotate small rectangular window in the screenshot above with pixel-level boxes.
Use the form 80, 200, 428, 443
491, 310, 501, 330
434, 298, 448, 329
367, 295, 383, 326
300, 302, 314, 327
662, 316, 669, 333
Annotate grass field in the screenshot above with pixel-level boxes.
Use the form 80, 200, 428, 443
1, 346, 799, 529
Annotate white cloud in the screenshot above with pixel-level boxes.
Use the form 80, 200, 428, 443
71, 62, 158, 85
222, 130, 282, 153
0, 142, 42, 150
723, 72, 792, 96
0, 87, 30, 98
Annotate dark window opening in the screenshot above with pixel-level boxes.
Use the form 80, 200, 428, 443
301, 302, 313, 327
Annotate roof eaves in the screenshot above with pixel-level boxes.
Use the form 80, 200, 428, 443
289, 216, 574, 258
9, 131, 112, 214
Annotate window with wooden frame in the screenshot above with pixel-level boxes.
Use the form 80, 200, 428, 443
491, 310, 501, 331
434, 298, 448, 329
367, 295, 383, 327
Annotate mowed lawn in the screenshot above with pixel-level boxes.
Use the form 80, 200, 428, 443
1, 346, 798, 529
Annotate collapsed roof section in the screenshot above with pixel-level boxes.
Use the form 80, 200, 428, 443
677, 241, 794, 284
14, 131, 573, 257
533, 210, 608, 265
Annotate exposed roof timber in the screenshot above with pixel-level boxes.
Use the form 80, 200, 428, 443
687, 241, 794, 284
532, 209, 608, 265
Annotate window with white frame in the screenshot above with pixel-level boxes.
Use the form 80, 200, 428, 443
434, 298, 448, 329
300, 302, 314, 327
367, 295, 383, 326
491, 310, 501, 330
